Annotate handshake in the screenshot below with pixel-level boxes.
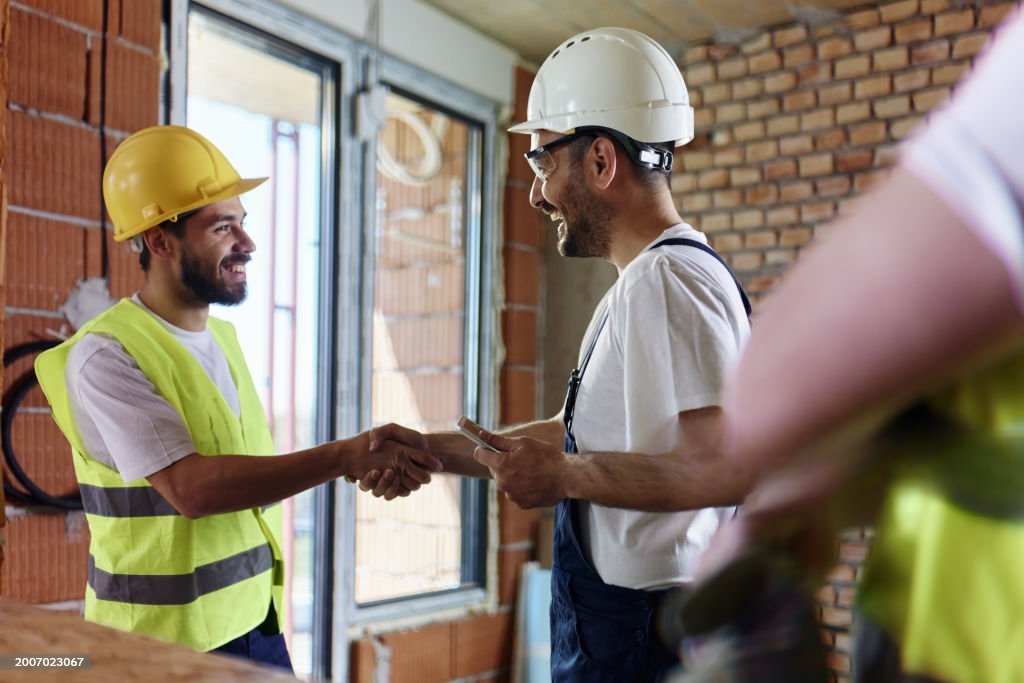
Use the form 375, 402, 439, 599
344, 417, 496, 500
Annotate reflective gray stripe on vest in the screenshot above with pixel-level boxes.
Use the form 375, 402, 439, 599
88, 544, 274, 605
79, 484, 180, 517
81, 485, 281, 518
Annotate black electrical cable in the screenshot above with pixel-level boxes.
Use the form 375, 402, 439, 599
2, 340, 83, 510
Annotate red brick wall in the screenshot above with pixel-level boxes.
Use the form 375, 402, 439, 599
0, 0, 160, 600
675, 2, 1019, 680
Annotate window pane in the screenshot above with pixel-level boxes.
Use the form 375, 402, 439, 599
186, 10, 327, 677
358, 92, 471, 603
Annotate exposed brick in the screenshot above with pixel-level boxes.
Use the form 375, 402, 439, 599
783, 44, 815, 68
6, 214, 89, 309
713, 233, 743, 252
504, 247, 540, 306
862, 78, 898, 105
694, 108, 715, 130
978, 3, 1016, 29
837, 149, 874, 173
931, 61, 969, 86
708, 43, 739, 61
784, 90, 817, 112
742, 33, 772, 54
767, 205, 800, 226
685, 45, 709, 64
836, 101, 871, 124
733, 120, 766, 142
801, 201, 837, 224
849, 121, 887, 146
873, 46, 910, 71
746, 139, 779, 163
816, 175, 852, 197
690, 87, 704, 108
702, 82, 732, 104
747, 98, 780, 119
818, 37, 853, 60
713, 145, 744, 167
855, 168, 892, 193
9, 8, 89, 118
731, 252, 764, 271
686, 63, 715, 86
716, 102, 746, 124
717, 56, 748, 79
119, 0, 161, 48
503, 309, 538, 366
895, 19, 933, 44
672, 172, 698, 194
103, 40, 161, 132
892, 115, 925, 141
764, 158, 797, 181
921, 0, 952, 15
880, 0, 919, 24
505, 185, 545, 249
952, 33, 990, 59
854, 26, 892, 52
744, 230, 777, 248
682, 191, 712, 212
799, 153, 833, 177
749, 50, 782, 74
765, 71, 798, 93
779, 180, 814, 202
780, 134, 812, 156
800, 108, 835, 132
730, 167, 762, 186
894, 68, 931, 92
780, 226, 813, 245
822, 607, 854, 629
683, 150, 713, 172
766, 115, 800, 138
18, 0, 104, 29
818, 82, 852, 106
874, 94, 911, 118
698, 168, 729, 189
701, 213, 732, 232
797, 63, 831, 87
834, 55, 870, 79
453, 613, 514, 677
712, 189, 743, 209
9, 112, 102, 218
935, 8, 975, 37
913, 87, 949, 112
745, 184, 778, 206
774, 24, 808, 47
911, 39, 951, 65
732, 77, 765, 100
814, 128, 846, 151
501, 367, 536, 423
847, 8, 881, 30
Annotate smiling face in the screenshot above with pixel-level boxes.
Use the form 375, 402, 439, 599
528, 131, 614, 259
173, 197, 255, 307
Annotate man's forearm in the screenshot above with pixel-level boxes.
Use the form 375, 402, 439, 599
430, 415, 565, 478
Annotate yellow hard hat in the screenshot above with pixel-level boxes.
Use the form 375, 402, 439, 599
103, 125, 268, 242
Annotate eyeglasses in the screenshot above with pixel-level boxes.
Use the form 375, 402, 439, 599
524, 127, 674, 180
524, 131, 594, 180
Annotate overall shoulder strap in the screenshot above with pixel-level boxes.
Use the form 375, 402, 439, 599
651, 237, 752, 317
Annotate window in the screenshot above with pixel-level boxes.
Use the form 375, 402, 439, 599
173, 1, 500, 678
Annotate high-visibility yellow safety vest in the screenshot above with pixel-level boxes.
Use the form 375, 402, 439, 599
858, 351, 1024, 682
35, 299, 284, 652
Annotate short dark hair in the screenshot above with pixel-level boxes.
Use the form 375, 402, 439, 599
568, 133, 673, 190
137, 212, 193, 271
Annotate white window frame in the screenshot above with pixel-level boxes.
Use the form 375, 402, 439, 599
166, 1, 502, 680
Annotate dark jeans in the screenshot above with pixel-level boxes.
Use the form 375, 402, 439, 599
211, 602, 293, 672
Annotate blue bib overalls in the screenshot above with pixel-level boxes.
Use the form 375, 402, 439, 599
549, 238, 751, 682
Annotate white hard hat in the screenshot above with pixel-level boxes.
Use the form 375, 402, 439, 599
509, 27, 694, 147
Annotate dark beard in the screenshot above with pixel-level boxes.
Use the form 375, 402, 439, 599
180, 249, 247, 306
557, 168, 613, 259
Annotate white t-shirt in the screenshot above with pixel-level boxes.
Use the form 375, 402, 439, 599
903, 8, 1024, 308
571, 223, 751, 589
65, 295, 240, 483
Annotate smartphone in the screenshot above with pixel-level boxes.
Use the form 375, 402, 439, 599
456, 415, 500, 452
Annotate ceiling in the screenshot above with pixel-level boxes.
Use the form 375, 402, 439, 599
418, 0, 878, 65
